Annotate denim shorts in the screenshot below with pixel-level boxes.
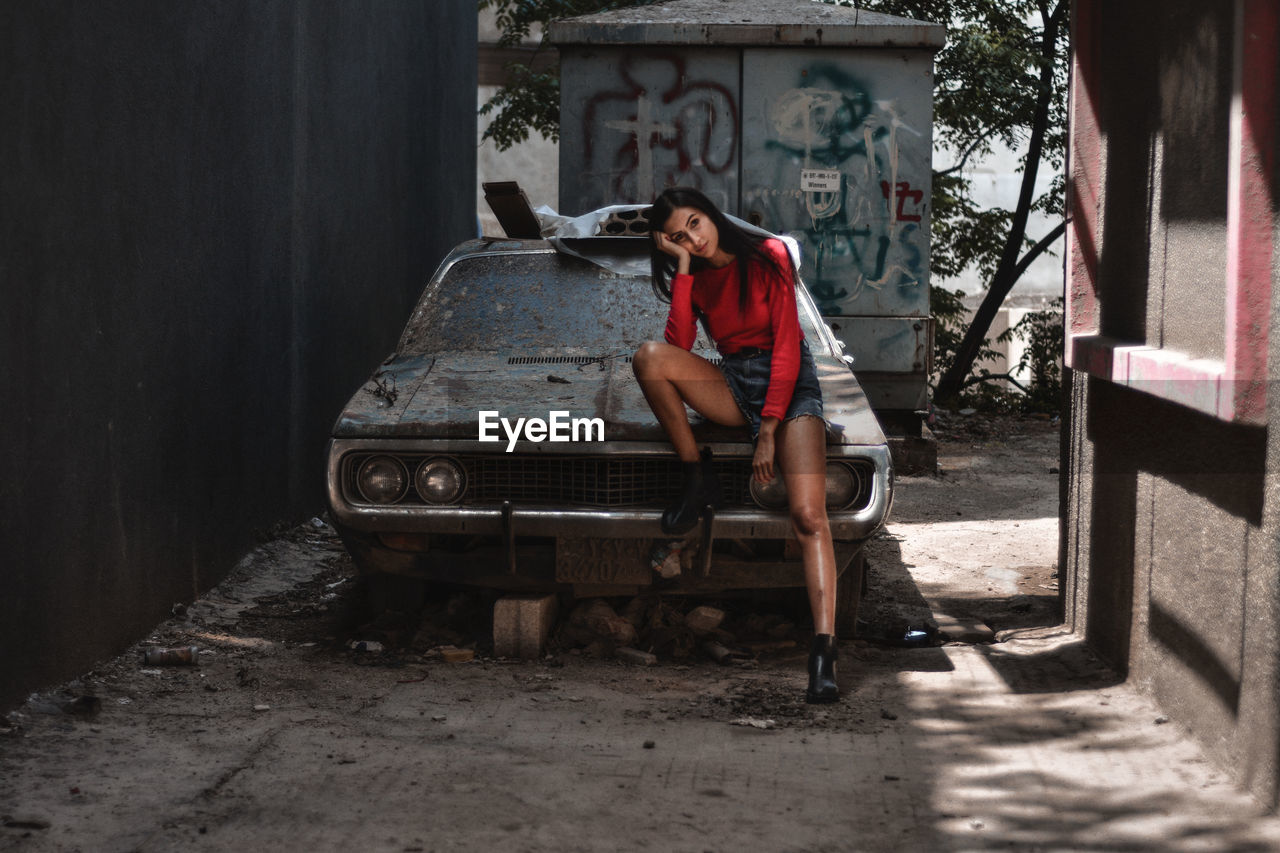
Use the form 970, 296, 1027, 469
719, 338, 824, 440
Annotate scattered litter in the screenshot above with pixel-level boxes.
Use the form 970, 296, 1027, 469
440, 647, 475, 663
396, 673, 429, 684
1154, 715, 1170, 725
348, 640, 384, 653
969, 819, 985, 830
701, 640, 748, 665
649, 541, 683, 578
139, 669, 164, 676
115, 698, 132, 706
142, 646, 199, 666
730, 717, 776, 730
253, 704, 271, 712
64, 696, 101, 718
430, 714, 447, 722
547, 375, 571, 384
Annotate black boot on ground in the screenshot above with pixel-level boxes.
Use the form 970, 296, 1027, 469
805, 633, 839, 704
660, 447, 723, 535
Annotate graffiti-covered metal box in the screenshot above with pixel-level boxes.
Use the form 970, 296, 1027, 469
550, 0, 944, 415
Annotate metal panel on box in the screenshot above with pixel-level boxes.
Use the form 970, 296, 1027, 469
741, 49, 934, 320
559, 47, 740, 213
827, 316, 931, 374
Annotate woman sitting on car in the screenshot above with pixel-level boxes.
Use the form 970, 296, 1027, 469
631, 187, 839, 705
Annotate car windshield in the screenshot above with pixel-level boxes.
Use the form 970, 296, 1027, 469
399, 250, 691, 354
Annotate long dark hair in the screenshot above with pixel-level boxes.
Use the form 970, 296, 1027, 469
646, 187, 796, 315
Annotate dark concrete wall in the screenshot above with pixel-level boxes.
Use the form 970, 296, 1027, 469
1063, 0, 1280, 804
0, 1, 476, 709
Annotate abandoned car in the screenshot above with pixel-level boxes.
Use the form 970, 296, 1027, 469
325, 236, 893, 631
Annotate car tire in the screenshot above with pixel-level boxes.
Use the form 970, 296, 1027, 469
834, 551, 867, 639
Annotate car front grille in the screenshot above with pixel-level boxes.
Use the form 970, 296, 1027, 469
343, 453, 875, 512
464, 456, 750, 507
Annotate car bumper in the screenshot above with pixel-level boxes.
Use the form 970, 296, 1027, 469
326, 439, 893, 542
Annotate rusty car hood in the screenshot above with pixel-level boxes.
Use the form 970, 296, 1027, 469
332, 350, 886, 447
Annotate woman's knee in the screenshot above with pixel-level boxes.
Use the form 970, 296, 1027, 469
790, 502, 830, 539
632, 340, 669, 377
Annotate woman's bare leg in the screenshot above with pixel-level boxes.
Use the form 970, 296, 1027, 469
631, 341, 746, 461
775, 415, 837, 635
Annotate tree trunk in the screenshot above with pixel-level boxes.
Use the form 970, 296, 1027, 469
933, 3, 1065, 405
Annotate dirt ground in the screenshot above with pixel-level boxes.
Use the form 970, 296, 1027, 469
7, 414, 1280, 852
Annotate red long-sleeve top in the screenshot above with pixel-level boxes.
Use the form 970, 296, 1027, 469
663, 238, 805, 421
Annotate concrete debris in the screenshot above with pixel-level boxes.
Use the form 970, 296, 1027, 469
555, 595, 801, 664
730, 717, 776, 730
684, 605, 726, 635
566, 599, 638, 648
493, 594, 557, 660
765, 620, 795, 639
742, 639, 796, 653
615, 647, 657, 666
620, 596, 654, 630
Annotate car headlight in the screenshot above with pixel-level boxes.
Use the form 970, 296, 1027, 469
824, 462, 861, 510
356, 455, 408, 504
749, 473, 789, 509
416, 457, 466, 504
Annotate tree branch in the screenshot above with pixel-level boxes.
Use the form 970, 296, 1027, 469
1011, 220, 1068, 281
938, 136, 993, 178
960, 372, 1031, 394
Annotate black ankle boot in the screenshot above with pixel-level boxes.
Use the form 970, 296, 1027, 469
661, 447, 722, 535
805, 633, 839, 704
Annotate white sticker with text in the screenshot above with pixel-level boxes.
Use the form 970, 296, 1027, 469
800, 169, 842, 192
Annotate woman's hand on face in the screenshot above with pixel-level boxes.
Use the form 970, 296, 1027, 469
653, 230, 691, 266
